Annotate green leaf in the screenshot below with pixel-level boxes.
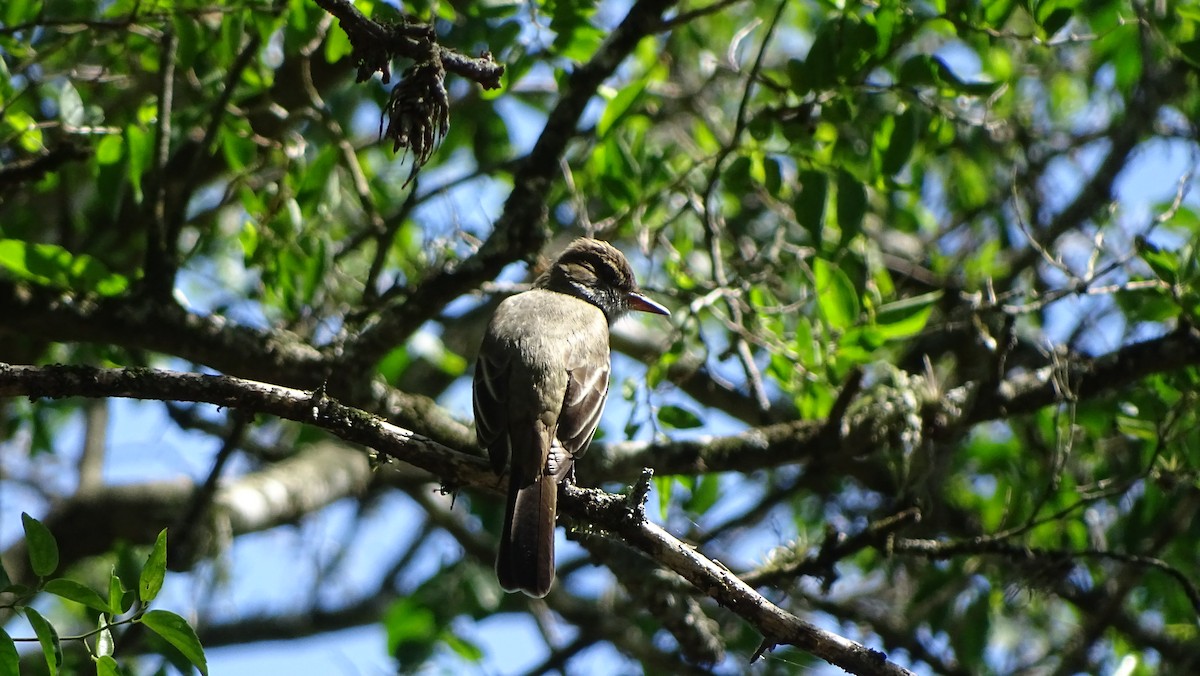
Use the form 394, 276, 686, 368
0, 240, 128, 295
874, 291, 941, 340
1137, 238, 1180, 283
836, 170, 865, 244
881, 109, 917, 175
557, 26, 607, 64
657, 404, 704, 429
25, 607, 61, 676
724, 155, 752, 193
1034, 0, 1076, 36
124, 124, 149, 203
598, 78, 647, 138
96, 656, 120, 676
44, 579, 114, 614
383, 597, 437, 667
3, 0, 36, 26
654, 475, 673, 520
95, 134, 124, 165
898, 54, 938, 87
109, 568, 133, 615
140, 529, 168, 604
5, 110, 44, 153
813, 258, 860, 330
57, 80, 85, 127
0, 628, 18, 676
684, 474, 721, 514
785, 57, 806, 94
762, 155, 783, 196
899, 55, 1001, 96
139, 610, 207, 676
1115, 284, 1179, 322
838, 326, 885, 364
22, 512, 58, 578
795, 170, 828, 243
1179, 39, 1200, 69
796, 20, 839, 92
96, 615, 115, 658
0, 557, 10, 590
324, 24, 352, 62
440, 630, 483, 662
983, 0, 1017, 25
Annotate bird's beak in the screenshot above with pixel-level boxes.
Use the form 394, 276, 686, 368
627, 292, 671, 316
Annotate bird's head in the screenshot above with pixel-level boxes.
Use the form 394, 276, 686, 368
535, 238, 670, 323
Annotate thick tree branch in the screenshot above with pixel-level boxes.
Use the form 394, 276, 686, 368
0, 442, 372, 587
198, 594, 392, 648
0, 281, 325, 387
0, 363, 486, 489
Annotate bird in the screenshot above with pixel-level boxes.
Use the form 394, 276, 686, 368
472, 238, 670, 597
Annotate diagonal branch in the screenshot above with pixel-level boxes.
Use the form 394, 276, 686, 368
562, 481, 915, 675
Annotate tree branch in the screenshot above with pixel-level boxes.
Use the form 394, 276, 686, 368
312, 0, 503, 88
0, 362, 486, 489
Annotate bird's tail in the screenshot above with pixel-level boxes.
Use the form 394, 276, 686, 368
497, 472, 556, 598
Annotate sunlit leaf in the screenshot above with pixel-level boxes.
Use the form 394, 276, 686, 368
96, 615, 116, 658
685, 473, 721, 514
813, 258, 859, 330
140, 610, 207, 676
598, 79, 647, 139
44, 579, 115, 615
124, 124, 149, 203
654, 475, 673, 520
139, 529, 168, 604
874, 291, 940, 340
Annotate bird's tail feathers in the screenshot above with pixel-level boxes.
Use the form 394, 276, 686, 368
497, 472, 556, 598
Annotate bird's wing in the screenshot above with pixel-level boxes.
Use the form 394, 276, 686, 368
473, 345, 511, 475
555, 337, 611, 469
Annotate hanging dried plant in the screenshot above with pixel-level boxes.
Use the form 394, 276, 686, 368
382, 52, 450, 187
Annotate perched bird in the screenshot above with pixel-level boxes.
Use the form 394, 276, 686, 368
473, 238, 670, 597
